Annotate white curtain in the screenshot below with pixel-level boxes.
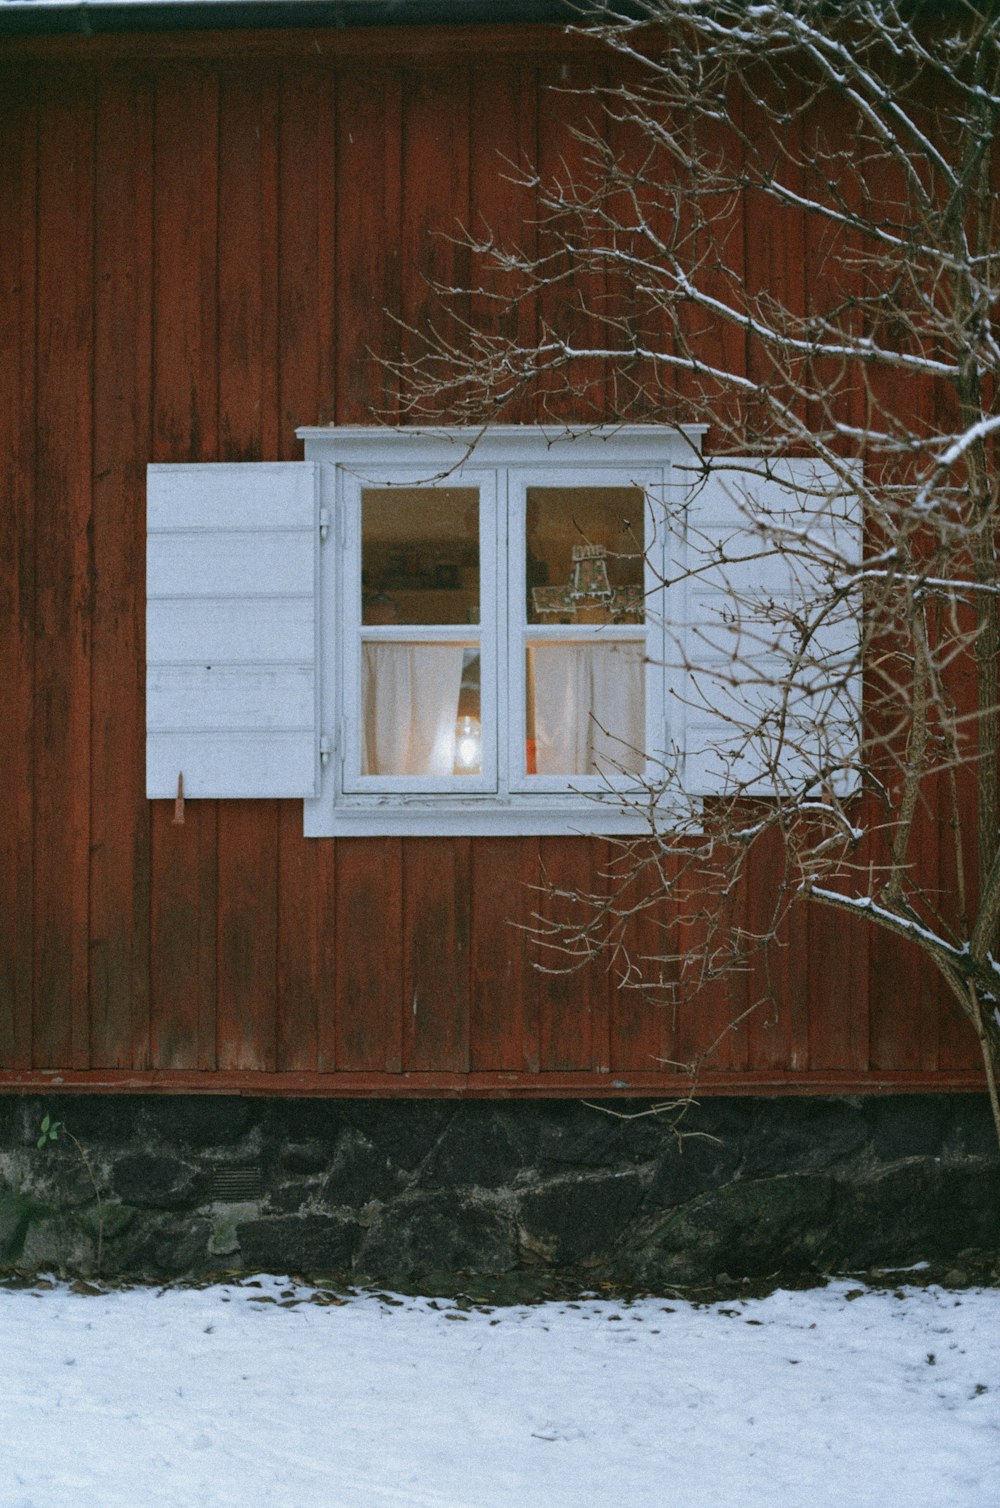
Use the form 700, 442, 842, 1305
362, 643, 465, 776
531, 642, 644, 776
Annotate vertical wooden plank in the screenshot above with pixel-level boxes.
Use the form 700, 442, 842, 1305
669, 93, 748, 427
314, 69, 337, 428
775, 893, 812, 1076
276, 805, 334, 1073
590, 840, 615, 1077
741, 78, 809, 435
670, 848, 738, 1078
334, 67, 402, 423
398, 63, 471, 415
807, 897, 870, 1074
214, 66, 281, 1071
388, 66, 477, 1075
606, 842, 678, 1077
0, 81, 37, 1071
741, 828, 791, 1073
402, 839, 472, 1074
534, 837, 601, 1072
149, 66, 220, 1071
217, 66, 274, 464
216, 803, 278, 1072
277, 64, 334, 452
868, 808, 941, 1074
89, 70, 154, 1070
150, 812, 219, 1072
259, 70, 280, 463
468, 63, 538, 424
464, 67, 540, 1072
32, 72, 94, 1069
273, 65, 337, 1073
932, 621, 978, 1070
469, 837, 540, 1073
534, 58, 608, 423
334, 840, 403, 1073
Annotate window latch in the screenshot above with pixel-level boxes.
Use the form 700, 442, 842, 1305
319, 507, 331, 541
319, 735, 333, 765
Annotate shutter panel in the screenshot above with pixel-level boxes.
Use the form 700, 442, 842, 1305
674, 459, 860, 797
147, 462, 321, 799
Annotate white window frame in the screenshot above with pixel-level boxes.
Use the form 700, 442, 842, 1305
300, 424, 705, 838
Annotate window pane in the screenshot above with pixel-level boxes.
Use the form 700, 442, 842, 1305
526, 641, 645, 776
526, 487, 645, 625
362, 488, 479, 626
363, 643, 481, 777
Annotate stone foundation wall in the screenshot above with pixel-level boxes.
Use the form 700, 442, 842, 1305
0, 1094, 997, 1289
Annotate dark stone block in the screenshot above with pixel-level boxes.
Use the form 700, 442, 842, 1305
320, 1128, 399, 1206
530, 1098, 753, 1175
264, 1100, 343, 1144
237, 1213, 360, 1275
645, 1129, 741, 1210
939, 1097, 1000, 1163
834, 1159, 1000, 1268
112, 1217, 214, 1280
339, 1102, 454, 1171
517, 1172, 646, 1265
141, 1096, 256, 1149
357, 1192, 516, 1280
741, 1098, 869, 1178
0, 1098, 25, 1142
530, 1102, 634, 1169
494, 1101, 670, 1169
0, 1189, 33, 1262
633, 1173, 839, 1284
278, 1141, 334, 1176
868, 1096, 953, 1163
112, 1153, 200, 1211
417, 1106, 528, 1189
264, 1181, 321, 1215
29, 1147, 100, 1210
90, 1202, 137, 1244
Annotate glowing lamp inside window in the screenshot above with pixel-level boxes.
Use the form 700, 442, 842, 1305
453, 715, 482, 775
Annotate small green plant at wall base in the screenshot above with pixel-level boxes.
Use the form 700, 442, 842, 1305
36, 1115, 105, 1276
36, 1114, 62, 1149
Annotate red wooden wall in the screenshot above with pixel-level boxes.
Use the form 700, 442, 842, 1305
0, 24, 983, 1096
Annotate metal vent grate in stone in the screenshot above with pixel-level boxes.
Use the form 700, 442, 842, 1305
208, 1166, 264, 1203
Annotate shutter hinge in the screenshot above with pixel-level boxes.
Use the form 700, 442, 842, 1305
319, 507, 331, 541
319, 734, 333, 765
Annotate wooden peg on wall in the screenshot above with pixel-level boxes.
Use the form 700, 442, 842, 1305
172, 771, 185, 825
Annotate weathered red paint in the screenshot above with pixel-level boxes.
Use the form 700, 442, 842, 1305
0, 27, 983, 1095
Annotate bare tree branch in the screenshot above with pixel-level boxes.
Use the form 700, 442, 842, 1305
393, 0, 1000, 1144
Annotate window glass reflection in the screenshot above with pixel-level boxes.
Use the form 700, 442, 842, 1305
362, 488, 479, 626
525, 641, 644, 776
363, 644, 481, 777
526, 487, 645, 625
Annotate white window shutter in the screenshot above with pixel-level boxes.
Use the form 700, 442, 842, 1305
673, 459, 860, 797
146, 462, 321, 800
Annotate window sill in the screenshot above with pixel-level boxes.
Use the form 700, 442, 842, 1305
302, 792, 680, 838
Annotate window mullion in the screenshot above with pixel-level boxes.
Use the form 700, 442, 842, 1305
495, 465, 511, 802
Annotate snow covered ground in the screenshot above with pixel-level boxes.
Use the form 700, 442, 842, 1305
1, 1274, 997, 1507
